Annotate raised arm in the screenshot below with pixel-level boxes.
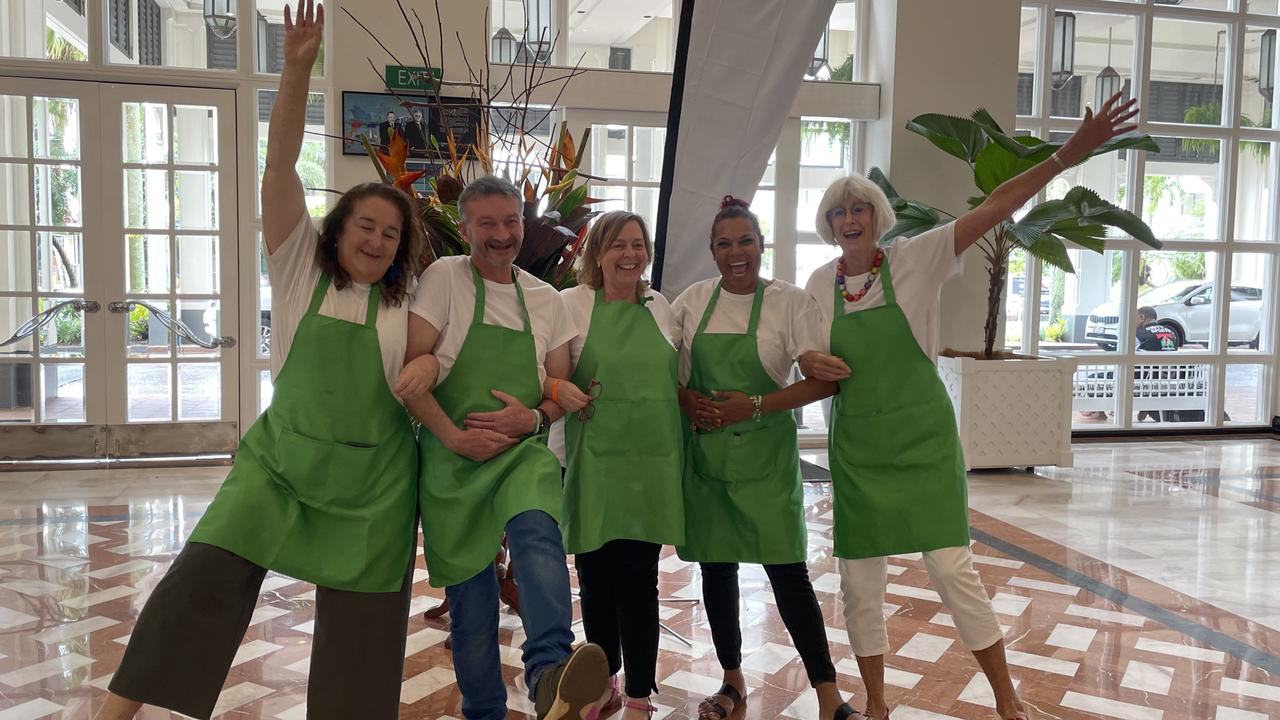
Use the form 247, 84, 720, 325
954, 93, 1139, 256
262, 0, 323, 255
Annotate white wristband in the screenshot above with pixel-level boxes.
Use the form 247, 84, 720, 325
1050, 151, 1068, 171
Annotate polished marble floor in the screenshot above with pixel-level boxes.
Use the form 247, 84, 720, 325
0, 439, 1278, 719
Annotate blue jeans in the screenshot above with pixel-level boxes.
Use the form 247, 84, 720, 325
445, 510, 575, 720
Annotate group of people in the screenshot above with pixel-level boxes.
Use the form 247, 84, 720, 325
93, 2, 1142, 719
377, 109, 429, 155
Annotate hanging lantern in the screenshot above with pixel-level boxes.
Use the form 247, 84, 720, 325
809, 24, 830, 77
1262, 30, 1276, 102
203, 0, 236, 40
1051, 11, 1075, 91
492, 27, 517, 64
1095, 29, 1124, 109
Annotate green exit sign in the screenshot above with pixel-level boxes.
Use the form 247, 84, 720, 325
385, 66, 442, 92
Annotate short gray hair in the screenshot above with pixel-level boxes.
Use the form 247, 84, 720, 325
458, 175, 522, 222
814, 175, 897, 245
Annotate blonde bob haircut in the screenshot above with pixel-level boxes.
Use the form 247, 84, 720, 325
576, 210, 654, 296
814, 175, 897, 245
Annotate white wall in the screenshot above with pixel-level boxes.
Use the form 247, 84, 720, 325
865, 0, 1021, 355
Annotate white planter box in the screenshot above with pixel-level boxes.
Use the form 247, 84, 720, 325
937, 354, 1077, 471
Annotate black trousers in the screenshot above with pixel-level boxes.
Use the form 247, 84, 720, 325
700, 562, 837, 686
109, 541, 415, 720
575, 539, 663, 698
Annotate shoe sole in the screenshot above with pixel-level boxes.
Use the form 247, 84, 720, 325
543, 644, 609, 720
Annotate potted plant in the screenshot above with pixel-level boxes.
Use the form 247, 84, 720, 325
870, 108, 1162, 469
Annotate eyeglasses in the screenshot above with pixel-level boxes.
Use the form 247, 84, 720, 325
577, 379, 603, 422
825, 203, 873, 223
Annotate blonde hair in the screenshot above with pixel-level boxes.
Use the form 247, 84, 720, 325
814, 175, 897, 245
575, 211, 653, 296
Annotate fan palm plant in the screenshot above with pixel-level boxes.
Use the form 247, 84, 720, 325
870, 108, 1164, 359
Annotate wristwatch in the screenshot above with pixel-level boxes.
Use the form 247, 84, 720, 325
534, 407, 550, 434
750, 394, 763, 422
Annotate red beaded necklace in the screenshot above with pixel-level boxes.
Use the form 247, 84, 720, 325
836, 249, 885, 303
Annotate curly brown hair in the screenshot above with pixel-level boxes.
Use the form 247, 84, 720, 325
316, 183, 423, 306
709, 195, 763, 243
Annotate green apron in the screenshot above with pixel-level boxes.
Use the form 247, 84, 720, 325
418, 263, 563, 588
826, 256, 969, 559
189, 275, 417, 593
563, 288, 685, 555
676, 281, 806, 565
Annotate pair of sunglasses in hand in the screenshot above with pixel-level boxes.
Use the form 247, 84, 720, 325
577, 379, 602, 422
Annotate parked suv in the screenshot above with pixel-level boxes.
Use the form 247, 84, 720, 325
1085, 280, 1263, 349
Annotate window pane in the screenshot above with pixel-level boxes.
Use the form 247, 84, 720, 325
127, 234, 170, 294
1242, 27, 1279, 130
797, 243, 837, 290
1149, 19, 1229, 126
0, 163, 31, 225
32, 97, 79, 160
1225, 365, 1267, 425
1131, 363, 1212, 426
805, 0, 857, 82
37, 300, 82, 358
259, 369, 274, 413
1235, 141, 1274, 242
257, 91, 327, 218
178, 299, 219, 357
174, 171, 218, 230
801, 120, 849, 167
41, 363, 84, 422
632, 127, 665, 182
178, 363, 219, 421
1072, 363, 1121, 428
176, 236, 219, 294
127, 363, 171, 421
1, 2, 89, 62
1228, 253, 1272, 353
127, 300, 171, 358
0, 232, 32, 292
0, 362, 35, 423
256, 2, 323, 75
34, 165, 82, 227
590, 125, 628, 180
1004, 249, 1030, 352
1175, 0, 1231, 9
0, 95, 29, 158
1016, 7, 1039, 116
1143, 137, 1221, 241
37, 232, 83, 293
123, 102, 168, 164
1046, 132, 1127, 211
1051, 13, 1137, 120
1044, 249, 1126, 355
555, 0, 673, 72
1136, 250, 1219, 352
1248, 0, 1280, 13
172, 105, 218, 165
0, 297, 34, 355
752, 189, 776, 242
124, 169, 170, 230
106, 0, 237, 71
258, 234, 271, 359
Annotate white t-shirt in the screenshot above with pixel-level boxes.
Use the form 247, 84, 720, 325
267, 214, 410, 389
804, 222, 962, 363
549, 284, 679, 464
672, 278, 825, 388
408, 255, 576, 384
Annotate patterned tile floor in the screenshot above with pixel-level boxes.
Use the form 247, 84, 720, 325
0, 439, 1279, 719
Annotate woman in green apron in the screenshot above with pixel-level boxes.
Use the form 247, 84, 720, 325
97, 4, 421, 718
673, 197, 859, 720
541, 211, 685, 720
802, 96, 1139, 720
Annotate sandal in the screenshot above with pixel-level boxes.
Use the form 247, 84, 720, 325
624, 698, 658, 718
833, 702, 867, 720
698, 683, 744, 720
587, 676, 621, 720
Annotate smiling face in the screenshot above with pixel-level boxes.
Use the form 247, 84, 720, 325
460, 193, 524, 275
337, 196, 403, 284
826, 198, 877, 253
386, 112, 396, 123
598, 219, 649, 290
711, 216, 762, 292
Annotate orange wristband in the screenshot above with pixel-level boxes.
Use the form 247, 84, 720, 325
551, 379, 560, 402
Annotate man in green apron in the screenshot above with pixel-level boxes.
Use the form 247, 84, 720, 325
404, 175, 608, 720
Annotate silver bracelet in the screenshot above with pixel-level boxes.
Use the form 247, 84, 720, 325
1050, 151, 1068, 171
750, 394, 763, 422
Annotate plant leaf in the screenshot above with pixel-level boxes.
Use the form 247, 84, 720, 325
881, 201, 947, 244
867, 167, 900, 200
969, 107, 1005, 136
1045, 218, 1108, 253
904, 113, 988, 163
973, 141, 1039, 195
1024, 234, 1075, 273
393, 169, 428, 191
1058, 186, 1161, 248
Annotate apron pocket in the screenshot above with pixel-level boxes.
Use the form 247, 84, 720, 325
574, 398, 633, 458
273, 427, 379, 507
693, 422, 795, 484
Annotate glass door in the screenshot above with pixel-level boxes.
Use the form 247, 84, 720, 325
0, 79, 239, 461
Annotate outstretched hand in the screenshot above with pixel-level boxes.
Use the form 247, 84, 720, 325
1059, 92, 1139, 165
283, 0, 324, 69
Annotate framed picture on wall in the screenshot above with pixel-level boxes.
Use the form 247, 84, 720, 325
341, 91, 483, 157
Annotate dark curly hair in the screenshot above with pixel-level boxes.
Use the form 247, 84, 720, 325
317, 183, 423, 306
709, 194, 763, 243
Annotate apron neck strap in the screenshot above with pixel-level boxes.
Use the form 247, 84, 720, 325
697, 280, 764, 337
468, 260, 531, 333
364, 283, 381, 326
307, 274, 332, 316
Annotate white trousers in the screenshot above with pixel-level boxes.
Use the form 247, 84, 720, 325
838, 545, 1003, 657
